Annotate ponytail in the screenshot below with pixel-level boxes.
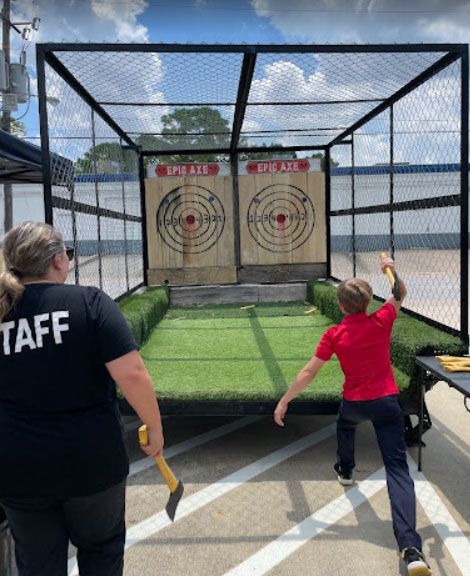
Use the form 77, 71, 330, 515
0, 270, 25, 323
0, 221, 65, 322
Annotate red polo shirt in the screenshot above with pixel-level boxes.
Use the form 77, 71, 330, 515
315, 303, 399, 401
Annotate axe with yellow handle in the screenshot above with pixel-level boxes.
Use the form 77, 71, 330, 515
138, 425, 184, 521
440, 364, 470, 373
379, 252, 401, 301
436, 355, 470, 364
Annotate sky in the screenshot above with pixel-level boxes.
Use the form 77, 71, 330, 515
4, 0, 470, 165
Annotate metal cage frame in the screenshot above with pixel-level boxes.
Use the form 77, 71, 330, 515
35, 43, 469, 340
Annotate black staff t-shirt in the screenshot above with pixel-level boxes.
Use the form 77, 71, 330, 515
0, 283, 138, 497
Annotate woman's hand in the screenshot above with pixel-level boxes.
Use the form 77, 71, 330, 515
274, 400, 288, 427
140, 425, 164, 458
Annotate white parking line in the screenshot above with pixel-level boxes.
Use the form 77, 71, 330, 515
222, 467, 387, 576
67, 422, 336, 576
409, 456, 470, 576
129, 416, 262, 476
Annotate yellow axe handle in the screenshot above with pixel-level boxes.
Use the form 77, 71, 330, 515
138, 425, 179, 493
379, 252, 395, 287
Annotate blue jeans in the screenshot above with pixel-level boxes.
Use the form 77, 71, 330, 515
337, 394, 422, 551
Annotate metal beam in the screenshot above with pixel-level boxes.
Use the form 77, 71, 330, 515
460, 46, 469, 343
330, 194, 461, 217
51, 196, 142, 222
98, 98, 384, 107
138, 153, 150, 287
140, 144, 328, 157
36, 46, 53, 225
44, 51, 136, 148
37, 43, 466, 54
330, 50, 462, 146
325, 147, 331, 278
231, 50, 257, 154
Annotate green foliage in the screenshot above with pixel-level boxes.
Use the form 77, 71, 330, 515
307, 280, 467, 389
0, 117, 26, 137
75, 142, 137, 174
118, 287, 170, 346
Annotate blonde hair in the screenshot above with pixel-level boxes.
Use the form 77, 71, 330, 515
0, 222, 65, 322
337, 278, 373, 314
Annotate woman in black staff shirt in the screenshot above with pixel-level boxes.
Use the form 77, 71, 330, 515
0, 222, 165, 576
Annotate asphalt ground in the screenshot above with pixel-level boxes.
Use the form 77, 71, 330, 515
66, 381, 470, 576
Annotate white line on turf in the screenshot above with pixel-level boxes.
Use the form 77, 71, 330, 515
67, 422, 336, 576
129, 416, 262, 476
222, 467, 387, 576
409, 456, 470, 576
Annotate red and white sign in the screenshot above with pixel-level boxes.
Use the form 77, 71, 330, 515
245, 159, 310, 174
149, 163, 222, 178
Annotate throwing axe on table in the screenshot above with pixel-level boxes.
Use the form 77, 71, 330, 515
379, 252, 401, 301
138, 425, 184, 521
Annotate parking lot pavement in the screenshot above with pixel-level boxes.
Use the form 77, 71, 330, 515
69, 384, 470, 576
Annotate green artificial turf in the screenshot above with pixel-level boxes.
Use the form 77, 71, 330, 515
140, 302, 410, 402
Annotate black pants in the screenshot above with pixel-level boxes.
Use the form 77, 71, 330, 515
0, 480, 126, 576
336, 395, 422, 552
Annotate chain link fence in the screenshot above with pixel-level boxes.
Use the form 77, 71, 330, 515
330, 59, 465, 335
41, 61, 144, 300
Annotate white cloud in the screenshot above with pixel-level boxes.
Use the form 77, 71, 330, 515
249, 0, 470, 44
91, 0, 149, 42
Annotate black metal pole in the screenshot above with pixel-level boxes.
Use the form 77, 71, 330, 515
460, 46, 469, 344
90, 110, 103, 289
325, 147, 331, 277
138, 153, 149, 286
231, 153, 241, 275
120, 142, 130, 293
390, 104, 395, 259
418, 367, 424, 471
36, 46, 53, 225
351, 134, 356, 277
69, 180, 80, 286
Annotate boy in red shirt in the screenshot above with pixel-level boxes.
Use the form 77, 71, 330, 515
274, 256, 431, 576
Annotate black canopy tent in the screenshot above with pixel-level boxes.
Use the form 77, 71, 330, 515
0, 129, 72, 184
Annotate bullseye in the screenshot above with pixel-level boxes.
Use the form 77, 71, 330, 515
156, 185, 225, 254
247, 184, 315, 253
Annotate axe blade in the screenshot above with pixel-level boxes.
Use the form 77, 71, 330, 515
165, 480, 184, 522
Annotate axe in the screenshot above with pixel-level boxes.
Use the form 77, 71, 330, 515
379, 252, 401, 301
138, 425, 184, 521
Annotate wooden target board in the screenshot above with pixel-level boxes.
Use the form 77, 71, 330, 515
145, 176, 236, 285
239, 172, 326, 266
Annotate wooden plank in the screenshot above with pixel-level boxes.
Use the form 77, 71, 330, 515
239, 171, 326, 267
145, 175, 235, 274
148, 266, 237, 287
238, 263, 327, 283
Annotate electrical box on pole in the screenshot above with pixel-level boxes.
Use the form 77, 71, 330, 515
0, 50, 8, 92
9, 62, 29, 103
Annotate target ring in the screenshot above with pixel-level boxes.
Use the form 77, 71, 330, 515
247, 184, 315, 252
156, 185, 225, 254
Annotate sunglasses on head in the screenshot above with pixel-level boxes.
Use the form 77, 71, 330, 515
65, 247, 75, 261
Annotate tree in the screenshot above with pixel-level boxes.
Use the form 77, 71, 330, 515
304, 152, 339, 171
138, 107, 297, 164
149, 107, 231, 163
0, 117, 26, 137
75, 142, 137, 174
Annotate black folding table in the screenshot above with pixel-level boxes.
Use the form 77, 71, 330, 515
415, 356, 470, 470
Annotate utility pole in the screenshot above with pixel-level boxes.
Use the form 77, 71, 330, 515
2, 0, 13, 233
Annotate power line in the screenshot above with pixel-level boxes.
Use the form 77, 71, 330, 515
67, 0, 470, 14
